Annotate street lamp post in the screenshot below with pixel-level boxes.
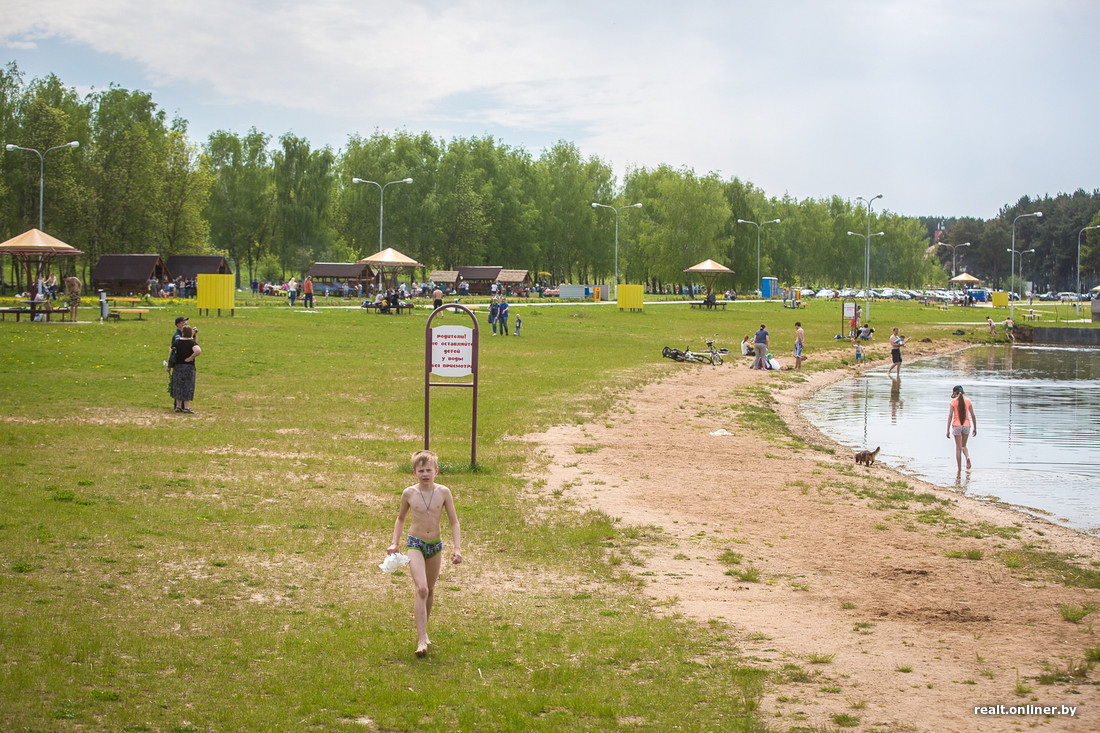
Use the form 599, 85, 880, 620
847, 230, 885, 319
1005, 246, 1035, 311
855, 194, 883, 320
591, 202, 642, 298
1078, 225, 1100, 316
1010, 211, 1042, 319
735, 218, 781, 297
937, 241, 970, 278
352, 177, 413, 252
4, 140, 80, 231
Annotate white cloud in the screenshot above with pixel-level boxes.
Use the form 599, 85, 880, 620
2, 0, 1098, 217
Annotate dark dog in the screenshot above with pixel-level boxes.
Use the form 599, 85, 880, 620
854, 446, 880, 466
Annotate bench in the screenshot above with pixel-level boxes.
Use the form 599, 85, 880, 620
0, 306, 71, 322
690, 301, 727, 310
110, 308, 151, 320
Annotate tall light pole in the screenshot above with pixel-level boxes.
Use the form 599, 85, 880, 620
352, 177, 413, 252
1079, 225, 1100, 316
736, 218, 781, 297
592, 201, 642, 298
1010, 211, 1042, 319
855, 194, 883, 320
848, 230, 884, 318
937, 241, 970, 278
4, 140, 80, 231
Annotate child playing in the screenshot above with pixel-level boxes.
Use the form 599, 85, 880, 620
387, 450, 462, 656
854, 342, 864, 365
513, 315, 521, 336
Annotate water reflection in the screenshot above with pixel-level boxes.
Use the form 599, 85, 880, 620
801, 344, 1100, 535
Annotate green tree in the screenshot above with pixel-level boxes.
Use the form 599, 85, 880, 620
272, 134, 334, 278
205, 128, 274, 287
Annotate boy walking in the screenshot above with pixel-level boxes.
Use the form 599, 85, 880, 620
387, 450, 462, 657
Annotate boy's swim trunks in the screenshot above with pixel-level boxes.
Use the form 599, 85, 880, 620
407, 535, 444, 559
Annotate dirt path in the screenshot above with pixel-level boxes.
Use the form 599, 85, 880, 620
523, 346, 1100, 732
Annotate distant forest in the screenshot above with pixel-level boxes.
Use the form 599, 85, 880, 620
3, 62, 1098, 293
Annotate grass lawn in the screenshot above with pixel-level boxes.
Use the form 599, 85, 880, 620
0, 294, 1086, 731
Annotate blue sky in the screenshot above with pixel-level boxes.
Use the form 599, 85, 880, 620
3, 0, 1098, 219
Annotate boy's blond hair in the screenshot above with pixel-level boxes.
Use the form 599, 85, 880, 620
411, 449, 438, 470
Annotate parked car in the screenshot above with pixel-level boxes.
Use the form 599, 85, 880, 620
1057, 292, 1080, 302
816, 288, 837, 298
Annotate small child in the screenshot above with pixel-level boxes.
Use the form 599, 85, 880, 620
513, 315, 521, 336
855, 342, 864, 365
387, 450, 462, 657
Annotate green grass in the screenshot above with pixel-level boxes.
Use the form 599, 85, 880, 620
1058, 603, 1099, 624
0, 295, 1056, 730
0, 299, 796, 732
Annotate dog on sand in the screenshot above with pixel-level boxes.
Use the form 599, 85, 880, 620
854, 446, 880, 466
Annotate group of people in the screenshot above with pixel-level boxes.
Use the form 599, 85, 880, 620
741, 321, 805, 370
487, 296, 520, 336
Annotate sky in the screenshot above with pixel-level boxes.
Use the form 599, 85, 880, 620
2, 0, 1098, 219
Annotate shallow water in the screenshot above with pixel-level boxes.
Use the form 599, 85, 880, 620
800, 344, 1100, 535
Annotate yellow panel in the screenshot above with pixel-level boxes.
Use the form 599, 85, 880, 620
990, 291, 1008, 308
197, 274, 235, 309
617, 284, 644, 311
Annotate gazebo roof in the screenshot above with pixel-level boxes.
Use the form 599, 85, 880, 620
497, 269, 530, 284
91, 254, 169, 282
949, 272, 983, 283
457, 266, 502, 281
165, 255, 231, 278
429, 270, 460, 284
684, 259, 733, 274
357, 247, 423, 268
0, 228, 84, 256
307, 262, 372, 279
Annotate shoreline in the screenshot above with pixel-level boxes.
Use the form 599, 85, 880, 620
777, 342, 1100, 550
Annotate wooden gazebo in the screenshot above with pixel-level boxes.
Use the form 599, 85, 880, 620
91, 254, 172, 295
684, 259, 734, 299
0, 228, 84, 292
357, 248, 423, 291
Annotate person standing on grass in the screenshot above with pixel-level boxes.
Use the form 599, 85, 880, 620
498, 297, 510, 336
946, 385, 977, 471
302, 276, 314, 308
432, 285, 443, 311
387, 450, 462, 657
287, 277, 297, 306
65, 276, 81, 322
794, 322, 805, 370
489, 297, 499, 335
887, 327, 907, 377
170, 325, 201, 413
752, 324, 769, 370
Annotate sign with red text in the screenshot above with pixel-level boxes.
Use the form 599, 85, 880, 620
430, 325, 474, 377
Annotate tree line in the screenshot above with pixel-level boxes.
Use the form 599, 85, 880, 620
2, 63, 1097, 294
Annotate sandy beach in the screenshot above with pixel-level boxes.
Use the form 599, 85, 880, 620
525, 341, 1100, 732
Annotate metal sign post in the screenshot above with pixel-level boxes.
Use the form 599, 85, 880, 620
424, 304, 480, 467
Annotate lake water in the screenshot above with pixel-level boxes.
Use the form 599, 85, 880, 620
800, 344, 1100, 535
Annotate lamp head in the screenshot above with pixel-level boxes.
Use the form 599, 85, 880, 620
591, 202, 600, 208
67, 141, 80, 149
767, 218, 781, 224
872, 232, 885, 237
847, 231, 859, 236
1035, 211, 1043, 218
630, 203, 643, 208
352, 177, 364, 183
737, 219, 750, 224
402, 177, 413, 183
4, 144, 15, 151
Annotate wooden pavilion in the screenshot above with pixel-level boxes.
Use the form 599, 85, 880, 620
91, 254, 172, 295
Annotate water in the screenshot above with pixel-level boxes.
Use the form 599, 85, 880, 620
800, 344, 1100, 534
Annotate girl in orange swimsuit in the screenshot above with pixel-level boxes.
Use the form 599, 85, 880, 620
946, 385, 977, 471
